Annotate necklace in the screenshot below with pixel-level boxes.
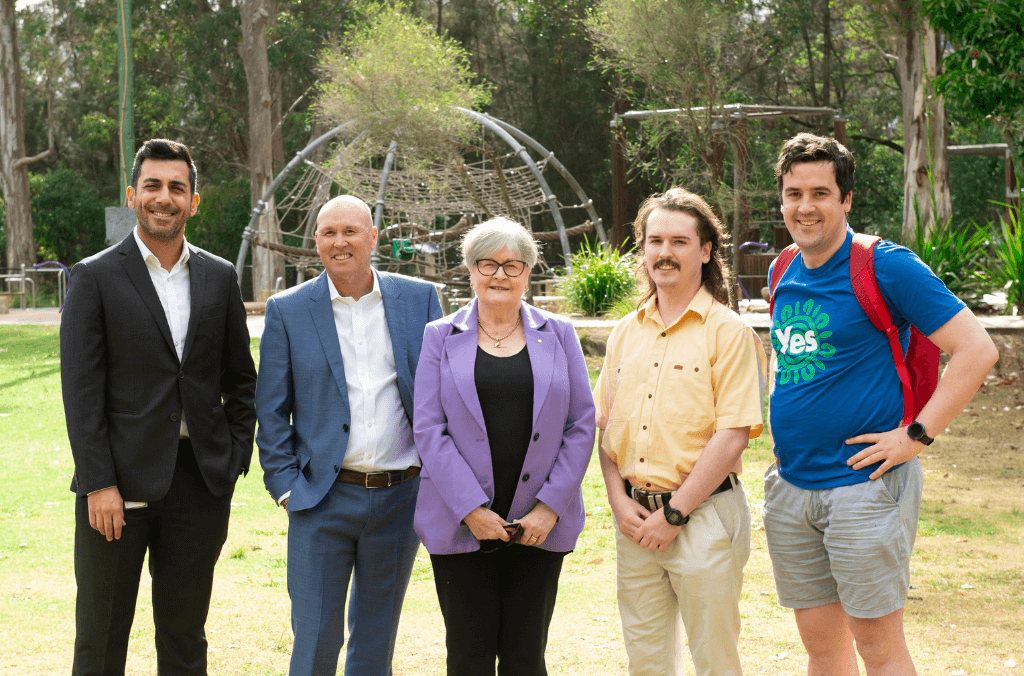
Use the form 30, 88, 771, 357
477, 314, 522, 348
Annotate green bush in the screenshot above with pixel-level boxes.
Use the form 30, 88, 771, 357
991, 200, 1024, 315
905, 202, 990, 304
30, 167, 107, 266
557, 241, 636, 317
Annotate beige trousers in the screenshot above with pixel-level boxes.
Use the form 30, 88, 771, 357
614, 482, 751, 676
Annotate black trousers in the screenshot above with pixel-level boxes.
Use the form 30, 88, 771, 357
430, 545, 567, 676
72, 439, 233, 676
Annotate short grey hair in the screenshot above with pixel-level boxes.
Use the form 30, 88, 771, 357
460, 217, 541, 268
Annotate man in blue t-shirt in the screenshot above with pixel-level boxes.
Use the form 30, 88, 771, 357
764, 133, 998, 675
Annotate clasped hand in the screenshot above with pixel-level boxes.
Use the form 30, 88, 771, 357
463, 501, 558, 546
609, 495, 680, 553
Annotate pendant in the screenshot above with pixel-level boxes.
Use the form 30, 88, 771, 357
494, 340, 501, 347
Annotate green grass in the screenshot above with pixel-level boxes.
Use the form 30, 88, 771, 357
4, 325, 1023, 675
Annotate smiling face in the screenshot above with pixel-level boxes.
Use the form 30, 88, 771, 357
469, 244, 531, 310
781, 160, 852, 267
314, 197, 377, 297
643, 208, 711, 301
127, 159, 199, 246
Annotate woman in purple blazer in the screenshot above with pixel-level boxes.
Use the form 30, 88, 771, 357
413, 217, 596, 676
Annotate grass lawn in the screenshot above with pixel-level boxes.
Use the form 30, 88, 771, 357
1, 325, 1021, 674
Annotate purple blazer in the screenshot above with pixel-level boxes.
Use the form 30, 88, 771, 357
413, 300, 596, 555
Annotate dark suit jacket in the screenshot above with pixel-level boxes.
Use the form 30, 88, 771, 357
60, 234, 257, 501
256, 270, 443, 511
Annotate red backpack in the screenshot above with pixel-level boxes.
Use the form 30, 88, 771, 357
768, 233, 940, 424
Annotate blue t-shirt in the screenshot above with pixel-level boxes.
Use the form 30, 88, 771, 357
768, 228, 965, 489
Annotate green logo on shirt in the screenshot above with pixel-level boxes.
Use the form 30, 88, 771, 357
773, 299, 835, 384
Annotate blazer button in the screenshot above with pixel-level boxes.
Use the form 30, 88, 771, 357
334, 465, 340, 472
532, 433, 540, 442
342, 424, 350, 433
521, 473, 530, 482
170, 413, 179, 422
178, 371, 185, 379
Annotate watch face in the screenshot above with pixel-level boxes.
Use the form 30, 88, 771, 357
908, 422, 925, 439
664, 506, 683, 526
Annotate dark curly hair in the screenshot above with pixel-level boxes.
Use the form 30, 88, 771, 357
632, 187, 731, 308
774, 133, 855, 200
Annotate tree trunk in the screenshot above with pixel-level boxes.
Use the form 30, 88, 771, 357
239, 0, 283, 301
0, 0, 36, 272
896, 9, 950, 242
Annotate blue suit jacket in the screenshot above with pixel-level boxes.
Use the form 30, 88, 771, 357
412, 300, 596, 554
256, 270, 443, 511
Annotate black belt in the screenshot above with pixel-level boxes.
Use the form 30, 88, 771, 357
336, 466, 420, 489
626, 474, 736, 513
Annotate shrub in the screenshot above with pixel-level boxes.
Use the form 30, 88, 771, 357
557, 241, 636, 316
990, 200, 1024, 315
905, 202, 990, 304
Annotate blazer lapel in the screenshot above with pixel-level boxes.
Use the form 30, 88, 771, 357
180, 245, 206, 363
522, 304, 555, 429
308, 275, 351, 411
118, 235, 176, 357
378, 271, 413, 413
446, 301, 488, 435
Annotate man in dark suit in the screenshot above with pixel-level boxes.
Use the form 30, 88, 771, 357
257, 195, 442, 676
60, 138, 257, 676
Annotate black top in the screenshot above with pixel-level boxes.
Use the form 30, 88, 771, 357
474, 345, 534, 520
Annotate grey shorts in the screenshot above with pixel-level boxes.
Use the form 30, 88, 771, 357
762, 458, 923, 619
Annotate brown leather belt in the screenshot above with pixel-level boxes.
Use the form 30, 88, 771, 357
336, 466, 420, 489
626, 474, 736, 512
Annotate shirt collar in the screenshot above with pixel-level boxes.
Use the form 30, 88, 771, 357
326, 268, 381, 304
133, 226, 190, 271
636, 285, 714, 329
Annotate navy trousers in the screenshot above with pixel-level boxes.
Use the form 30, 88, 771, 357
286, 476, 420, 676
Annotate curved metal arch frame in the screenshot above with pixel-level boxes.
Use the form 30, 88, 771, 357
475, 111, 608, 245
235, 121, 354, 286
236, 110, 603, 286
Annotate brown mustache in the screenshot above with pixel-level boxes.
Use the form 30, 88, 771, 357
652, 258, 680, 270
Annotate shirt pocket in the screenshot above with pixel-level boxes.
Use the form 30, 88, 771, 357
661, 348, 715, 427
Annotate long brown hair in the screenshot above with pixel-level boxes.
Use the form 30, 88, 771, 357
632, 188, 732, 308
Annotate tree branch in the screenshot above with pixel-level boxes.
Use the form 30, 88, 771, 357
849, 134, 904, 153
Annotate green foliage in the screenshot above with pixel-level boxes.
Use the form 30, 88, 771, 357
905, 203, 991, 303
925, 0, 1024, 155
185, 177, 252, 263
29, 167, 107, 266
557, 241, 636, 316
315, 5, 491, 172
990, 199, 1024, 315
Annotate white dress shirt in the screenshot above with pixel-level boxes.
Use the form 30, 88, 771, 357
133, 227, 191, 437
328, 270, 418, 473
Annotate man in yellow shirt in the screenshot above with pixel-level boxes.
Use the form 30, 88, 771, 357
595, 188, 766, 676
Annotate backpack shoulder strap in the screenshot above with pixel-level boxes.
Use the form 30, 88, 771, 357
849, 233, 914, 424
768, 244, 800, 319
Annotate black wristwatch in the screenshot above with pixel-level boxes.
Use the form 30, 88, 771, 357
663, 503, 689, 526
907, 421, 934, 446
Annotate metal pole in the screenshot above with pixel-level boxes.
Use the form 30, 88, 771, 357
116, 0, 133, 204
371, 140, 399, 267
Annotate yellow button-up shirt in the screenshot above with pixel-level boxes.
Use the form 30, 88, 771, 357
593, 286, 766, 491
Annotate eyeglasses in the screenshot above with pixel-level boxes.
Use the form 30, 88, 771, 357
475, 259, 528, 277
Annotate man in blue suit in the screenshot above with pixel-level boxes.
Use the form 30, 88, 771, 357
256, 195, 443, 676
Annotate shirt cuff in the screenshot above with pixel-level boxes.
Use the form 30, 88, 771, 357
277, 490, 291, 506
